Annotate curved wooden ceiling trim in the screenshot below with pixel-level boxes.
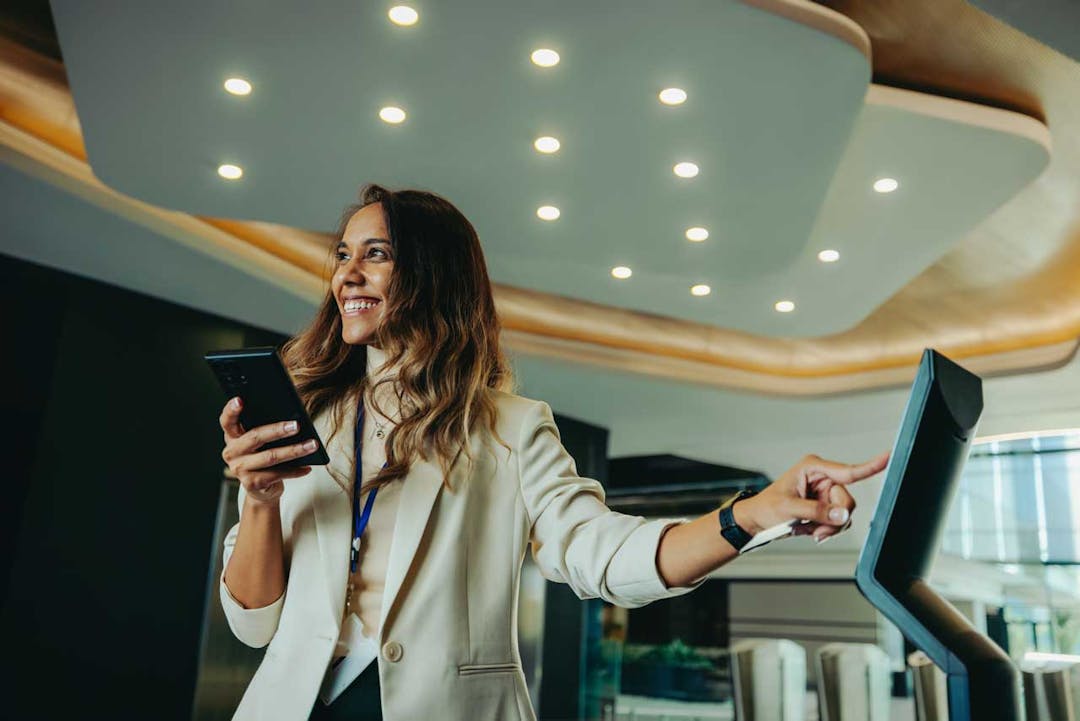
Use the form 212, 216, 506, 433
503, 330, 1078, 396
1, 11, 1078, 394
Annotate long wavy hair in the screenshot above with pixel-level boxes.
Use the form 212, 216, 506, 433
280, 184, 516, 492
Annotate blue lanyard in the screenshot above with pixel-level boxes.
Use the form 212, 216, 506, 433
350, 396, 384, 574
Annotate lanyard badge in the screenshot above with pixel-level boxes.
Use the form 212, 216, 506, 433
351, 397, 381, 574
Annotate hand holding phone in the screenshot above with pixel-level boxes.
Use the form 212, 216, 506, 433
218, 398, 318, 504
206, 346, 331, 502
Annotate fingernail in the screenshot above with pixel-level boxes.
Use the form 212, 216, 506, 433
285, 420, 298, 432
304, 439, 317, 451
829, 507, 849, 524
232, 397, 241, 409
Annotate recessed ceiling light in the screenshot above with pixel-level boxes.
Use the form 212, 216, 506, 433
223, 78, 252, 96
673, 162, 699, 178
534, 136, 560, 154
659, 88, 687, 105
690, 284, 711, 297
818, 249, 840, 263
873, 177, 899, 193
536, 205, 560, 221
775, 300, 795, 313
685, 227, 709, 242
531, 48, 560, 67
388, 6, 419, 26
217, 164, 243, 180
611, 266, 632, 279
379, 106, 407, 124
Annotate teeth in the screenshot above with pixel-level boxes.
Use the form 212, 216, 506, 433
344, 299, 379, 312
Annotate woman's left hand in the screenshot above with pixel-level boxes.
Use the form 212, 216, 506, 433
733, 451, 891, 543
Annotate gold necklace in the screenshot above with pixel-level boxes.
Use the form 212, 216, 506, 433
368, 396, 399, 440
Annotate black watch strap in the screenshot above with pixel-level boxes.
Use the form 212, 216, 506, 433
718, 489, 757, 552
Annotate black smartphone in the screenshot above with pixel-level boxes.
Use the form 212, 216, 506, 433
204, 346, 331, 468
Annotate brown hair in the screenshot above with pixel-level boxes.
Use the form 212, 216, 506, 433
280, 183, 516, 491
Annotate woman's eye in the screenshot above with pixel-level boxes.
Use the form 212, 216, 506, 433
335, 247, 389, 262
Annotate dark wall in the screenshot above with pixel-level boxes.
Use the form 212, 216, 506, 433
0, 253, 286, 720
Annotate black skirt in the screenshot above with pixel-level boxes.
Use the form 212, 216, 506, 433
307, 661, 383, 721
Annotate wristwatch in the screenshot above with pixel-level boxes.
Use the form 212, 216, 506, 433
718, 489, 758, 552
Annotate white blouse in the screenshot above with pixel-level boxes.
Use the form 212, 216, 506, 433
331, 343, 404, 660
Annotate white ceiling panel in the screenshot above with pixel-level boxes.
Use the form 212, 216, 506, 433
49, 0, 878, 332
47, 1, 1049, 337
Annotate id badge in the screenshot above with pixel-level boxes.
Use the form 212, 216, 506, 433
317, 614, 380, 705
740, 519, 797, 553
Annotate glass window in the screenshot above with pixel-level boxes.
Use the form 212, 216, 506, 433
942, 430, 1080, 563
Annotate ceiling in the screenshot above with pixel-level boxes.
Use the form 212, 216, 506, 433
0, 148, 316, 335
44, 0, 1048, 337
970, 0, 1080, 64
3, 1, 1080, 394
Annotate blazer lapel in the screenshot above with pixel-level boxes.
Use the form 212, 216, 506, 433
377, 455, 444, 636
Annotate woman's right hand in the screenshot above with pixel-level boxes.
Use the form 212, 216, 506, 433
219, 396, 315, 506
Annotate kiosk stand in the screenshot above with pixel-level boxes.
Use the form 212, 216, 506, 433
855, 349, 1023, 721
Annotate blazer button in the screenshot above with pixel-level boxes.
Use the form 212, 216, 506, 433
382, 640, 403, 663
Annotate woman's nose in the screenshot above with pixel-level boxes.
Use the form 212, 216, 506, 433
338, 256, 367, 283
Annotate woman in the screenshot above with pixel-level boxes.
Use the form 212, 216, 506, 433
217, 184, 889, 721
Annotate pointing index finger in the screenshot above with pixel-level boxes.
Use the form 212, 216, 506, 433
805, 450, 890, 485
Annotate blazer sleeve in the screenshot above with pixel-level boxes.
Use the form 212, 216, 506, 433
218, 482, 286, 648
518, 399, 707, 608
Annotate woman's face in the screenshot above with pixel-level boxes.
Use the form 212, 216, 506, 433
332, 203, 394, 347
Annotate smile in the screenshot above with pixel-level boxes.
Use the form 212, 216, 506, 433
343, 298, 381, 315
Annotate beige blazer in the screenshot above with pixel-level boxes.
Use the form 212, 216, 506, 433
219, 390, 702, 720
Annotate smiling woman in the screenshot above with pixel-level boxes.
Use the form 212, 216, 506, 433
280, 183, 515, 493
215, 183, 886, 721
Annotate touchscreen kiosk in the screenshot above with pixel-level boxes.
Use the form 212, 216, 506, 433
855, 349, 1021, 721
